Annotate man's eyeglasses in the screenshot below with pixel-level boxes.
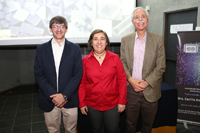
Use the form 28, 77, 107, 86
52, 25, 65, 29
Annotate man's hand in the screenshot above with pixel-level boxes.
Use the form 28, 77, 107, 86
118, 104, 126, 113
128, 76, 143, 92
138, 80, 149, 90
80, 106, 88, 115
50, 93, 67, 107
59, 100, 68, 108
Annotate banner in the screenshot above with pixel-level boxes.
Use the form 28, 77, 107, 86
176, 31, 200, 123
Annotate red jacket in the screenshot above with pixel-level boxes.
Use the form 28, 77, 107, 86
78, 50, 127, 111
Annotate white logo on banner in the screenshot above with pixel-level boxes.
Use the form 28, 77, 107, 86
184, 43, 198, 53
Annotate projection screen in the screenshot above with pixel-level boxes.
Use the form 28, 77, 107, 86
0, 0, 136, 45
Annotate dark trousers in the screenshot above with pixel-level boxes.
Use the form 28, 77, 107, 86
87, 105, 120, 133
126, 85, 158, 133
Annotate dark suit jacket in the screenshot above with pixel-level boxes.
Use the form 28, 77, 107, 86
34, 38, 83, 112
120, 31, 166, 102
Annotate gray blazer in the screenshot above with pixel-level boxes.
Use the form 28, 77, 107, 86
120, 31, 166, 102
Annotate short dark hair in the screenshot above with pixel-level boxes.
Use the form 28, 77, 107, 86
49, 16, 68, 29
87, 29, 110, 51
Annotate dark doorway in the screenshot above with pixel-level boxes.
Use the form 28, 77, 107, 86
163, 8, 197, 87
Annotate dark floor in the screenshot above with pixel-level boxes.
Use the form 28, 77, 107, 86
0, 85, 199, 133
0, 84, 65, 133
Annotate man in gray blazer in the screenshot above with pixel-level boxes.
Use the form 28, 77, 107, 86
120, 7, 166, 133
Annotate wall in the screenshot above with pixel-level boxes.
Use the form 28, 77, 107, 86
0, 47, 36, 92
137, 0, 200, 36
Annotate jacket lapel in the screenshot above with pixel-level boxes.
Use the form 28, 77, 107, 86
143, 32, 153, 70
129, 33, 135, 74
45, 39, 55, 66
60, 39, 69, 65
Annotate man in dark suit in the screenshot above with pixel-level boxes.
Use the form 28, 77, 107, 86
34, 16, 83, 133
120, 7, 166, 133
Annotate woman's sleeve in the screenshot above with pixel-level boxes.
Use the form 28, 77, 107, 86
78, 58, 88, 108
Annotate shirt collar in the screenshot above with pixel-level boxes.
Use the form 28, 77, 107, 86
135, 31, 147, 42
52, 38, 65, 46
88, 50, 111, 59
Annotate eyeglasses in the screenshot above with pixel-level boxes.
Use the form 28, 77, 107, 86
52, 25, 65, 29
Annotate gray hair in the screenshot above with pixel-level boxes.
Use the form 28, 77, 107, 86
131, 7, 149, 22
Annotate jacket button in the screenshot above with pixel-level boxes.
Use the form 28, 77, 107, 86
55, 77, 56, 80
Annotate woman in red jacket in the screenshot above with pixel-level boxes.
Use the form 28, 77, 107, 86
78, 29, 127, 133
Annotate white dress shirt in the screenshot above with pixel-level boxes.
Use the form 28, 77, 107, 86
51, 38, 65, 92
